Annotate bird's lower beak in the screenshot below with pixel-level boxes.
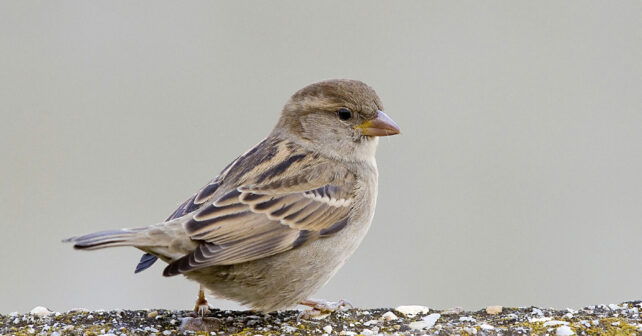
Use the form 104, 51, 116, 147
356, 110, 401, 136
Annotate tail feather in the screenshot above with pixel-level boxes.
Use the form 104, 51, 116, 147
134, 253, 159, 273
63, 228, 148, 250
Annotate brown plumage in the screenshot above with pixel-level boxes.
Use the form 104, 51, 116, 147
65, 79, 400, 312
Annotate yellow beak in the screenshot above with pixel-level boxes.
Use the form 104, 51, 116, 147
356, 110, 401, 136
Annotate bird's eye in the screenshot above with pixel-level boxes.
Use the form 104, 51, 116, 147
337, 108, 352, 121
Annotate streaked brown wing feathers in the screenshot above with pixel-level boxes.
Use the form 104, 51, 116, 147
164, 139, 356, 276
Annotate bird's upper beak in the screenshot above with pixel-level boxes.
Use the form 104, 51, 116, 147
356, 110, 401, 136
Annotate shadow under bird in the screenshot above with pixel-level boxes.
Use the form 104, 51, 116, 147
64, 79, 400, 314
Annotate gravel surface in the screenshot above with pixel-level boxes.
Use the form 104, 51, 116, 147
1, 301, 640, 335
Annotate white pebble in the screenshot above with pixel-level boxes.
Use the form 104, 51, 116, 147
544, 320, 569, 327
479, 323, 494, 330
409, 313, 440, 330
30, 306, 52, 318
395, 305, 429, 318
556, 325, 575, 336
459, 316, 476, 323
381, 311, 398, 321
51, 332, 61, 336
485, 306, 503, 314
323, 325, 332, 333
463, 327, 477, 334
531, 308, 544, 316
361, 329, 374, 336
282, 325, 296, 333
163, 331, 171, 335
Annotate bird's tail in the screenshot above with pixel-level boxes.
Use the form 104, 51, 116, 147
63, 227, 158, 250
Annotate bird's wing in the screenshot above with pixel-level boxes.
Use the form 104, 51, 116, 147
163, 138, 356, 276
134, 144, 246, 273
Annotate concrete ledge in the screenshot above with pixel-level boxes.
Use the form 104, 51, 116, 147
1, 301, 640, 335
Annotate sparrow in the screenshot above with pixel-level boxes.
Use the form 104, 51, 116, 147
65, 79, 400, 313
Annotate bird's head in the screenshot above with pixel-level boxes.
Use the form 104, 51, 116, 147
275, 79, 400, 162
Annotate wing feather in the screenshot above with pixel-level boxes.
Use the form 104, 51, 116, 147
163, 139, 357, 276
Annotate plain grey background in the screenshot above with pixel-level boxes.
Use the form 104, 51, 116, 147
1, 1, 641, 314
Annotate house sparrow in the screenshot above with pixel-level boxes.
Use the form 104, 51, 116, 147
65, 79, 400, 313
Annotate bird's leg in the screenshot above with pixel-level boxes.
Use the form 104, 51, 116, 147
194, 285, 210, 316
298, 298, 353, 319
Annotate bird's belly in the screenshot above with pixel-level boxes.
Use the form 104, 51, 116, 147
185, 190, 377, 312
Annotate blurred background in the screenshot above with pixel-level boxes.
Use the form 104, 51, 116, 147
1, 1, 640, 314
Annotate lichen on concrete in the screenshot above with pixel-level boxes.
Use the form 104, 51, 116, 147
1, 301, 640, 335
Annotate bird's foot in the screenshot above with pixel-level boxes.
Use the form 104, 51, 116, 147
298, 298, 353, 320
193, 287, 210, 316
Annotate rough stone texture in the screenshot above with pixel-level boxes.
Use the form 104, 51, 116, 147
1, 301, 640, 335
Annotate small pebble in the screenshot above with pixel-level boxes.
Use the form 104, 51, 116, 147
363, 319, 379, 326
147, 311, 158, 318
556, 325, 575, 336
30, 306, 53, 318
463, 327, 477, 334
442, 307, 463, 315
544, 320, 569, 326
323, 325, 332, 333
395, 305, 429, 318
479, 323, 494, 330
381, 311, 398, 321
608, 304, 623, 310
409, 313, 440, 330
486, 305, 502, 315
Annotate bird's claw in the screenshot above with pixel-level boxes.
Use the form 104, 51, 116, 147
193, 287, 210, 317
195, 303, 210, 317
